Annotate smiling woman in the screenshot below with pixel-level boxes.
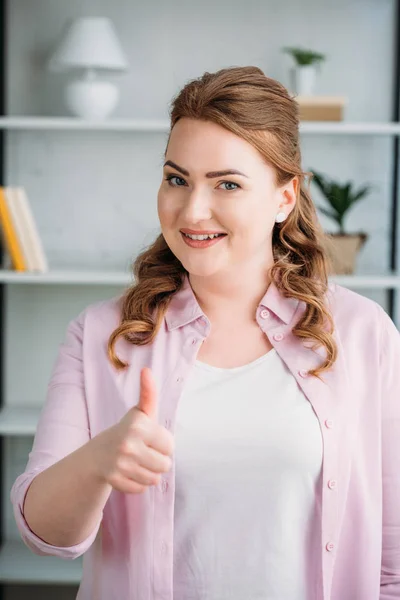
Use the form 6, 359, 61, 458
10, 64, 400, 600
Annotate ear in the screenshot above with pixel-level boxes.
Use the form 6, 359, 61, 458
278, 176, 298, 215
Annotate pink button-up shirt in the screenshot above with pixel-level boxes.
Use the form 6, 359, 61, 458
10, 274, 400, 599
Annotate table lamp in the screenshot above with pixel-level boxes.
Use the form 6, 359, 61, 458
47, 17, 129, 119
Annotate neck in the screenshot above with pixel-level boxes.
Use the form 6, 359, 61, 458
188, 264, 273, 323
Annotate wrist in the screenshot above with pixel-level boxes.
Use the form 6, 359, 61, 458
84, 433, 107, 484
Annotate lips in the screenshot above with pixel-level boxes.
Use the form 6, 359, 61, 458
180, 231, 227, 249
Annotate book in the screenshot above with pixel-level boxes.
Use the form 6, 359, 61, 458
15, 187, 48, 273
0, 186, 48, 273
0, 186, 26, 271
5, 187, 35, 270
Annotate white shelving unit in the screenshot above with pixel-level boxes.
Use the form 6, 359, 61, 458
1, 114, 399, 589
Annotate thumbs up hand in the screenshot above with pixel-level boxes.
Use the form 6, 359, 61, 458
89, 367, 174, 494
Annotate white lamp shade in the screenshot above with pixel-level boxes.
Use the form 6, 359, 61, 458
47, 17, 129, 72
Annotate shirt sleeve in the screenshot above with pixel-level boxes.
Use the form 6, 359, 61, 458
379, 306, 400, 598
9, 307, 103, 560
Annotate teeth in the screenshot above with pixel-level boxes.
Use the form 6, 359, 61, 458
184, 233, 222, 240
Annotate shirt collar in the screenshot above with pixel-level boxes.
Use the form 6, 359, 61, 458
165, 273, 304, 330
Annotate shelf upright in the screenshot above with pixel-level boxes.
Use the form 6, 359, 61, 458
0, 1, 5, 599
389, 0, 400, 322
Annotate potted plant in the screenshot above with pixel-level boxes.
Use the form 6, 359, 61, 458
310, 170, 371, 274
283, 46, 326, 95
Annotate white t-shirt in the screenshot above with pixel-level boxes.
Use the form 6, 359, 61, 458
173, 347, 323, 600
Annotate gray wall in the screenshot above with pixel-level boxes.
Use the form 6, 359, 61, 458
3, 0, 398, 598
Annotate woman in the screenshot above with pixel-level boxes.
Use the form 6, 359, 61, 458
10, 66, 400, 600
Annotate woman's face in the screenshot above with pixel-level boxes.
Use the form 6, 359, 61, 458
157, 117, 297, 278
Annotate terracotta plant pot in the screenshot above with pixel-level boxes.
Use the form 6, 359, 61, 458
322, 232, 368, 275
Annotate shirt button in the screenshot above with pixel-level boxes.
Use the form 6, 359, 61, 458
160, 540, 167, 554
298, 369, 308, 378
325, 419, 334, 429
192, 338, 198, 345
326, 542, 335, 552
260, 309, 270, 319
328, 479, 337, 490
161, 479, 169, 493
164, 418, 171, 429
176, 376, 183, 383
273, 333, 284, 341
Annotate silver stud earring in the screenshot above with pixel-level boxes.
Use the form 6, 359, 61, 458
275, 211, 286, 223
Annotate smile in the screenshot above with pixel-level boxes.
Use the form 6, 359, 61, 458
180, 231, 227, 248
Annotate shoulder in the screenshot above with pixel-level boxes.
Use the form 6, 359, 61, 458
321, 282, 400, 366
325, 280, 400, 356
71, 293, 124, 337
325, 281, 383, 328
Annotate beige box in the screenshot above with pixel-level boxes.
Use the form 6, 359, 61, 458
295, 95, 348, 121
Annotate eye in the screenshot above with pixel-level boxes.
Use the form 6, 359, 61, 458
220, 181, 240, 191
165, 174, 186, 186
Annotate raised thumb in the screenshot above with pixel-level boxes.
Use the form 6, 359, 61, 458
137, 367, 158, 420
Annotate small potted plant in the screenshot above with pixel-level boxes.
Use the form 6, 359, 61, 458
310, 170, 371, 274
283, 46, 326, 95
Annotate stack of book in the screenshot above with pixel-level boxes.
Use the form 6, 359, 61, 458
0, 187, 48, 272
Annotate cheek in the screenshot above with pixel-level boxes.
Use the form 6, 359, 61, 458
232, 204, 274, 243
157, 192, 175, 225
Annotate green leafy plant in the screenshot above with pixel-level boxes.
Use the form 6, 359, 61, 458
311, 170, 371, 235
283, 46, 326, 66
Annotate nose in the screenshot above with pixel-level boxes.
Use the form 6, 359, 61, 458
181, 188, 213, 222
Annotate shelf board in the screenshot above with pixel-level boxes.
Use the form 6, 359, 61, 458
301, 122, 400, 135
0, 116, 170, 131
0, 116, 400, 135
0, 269, 133, 285
0, 539, 81, 584
0, 270, 399, 288
0, 406, 40, 435
330, 274, 400, 288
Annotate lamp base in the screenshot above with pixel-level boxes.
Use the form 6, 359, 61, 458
65, 76, 119, 119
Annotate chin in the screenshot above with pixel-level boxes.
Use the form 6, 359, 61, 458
178, 258, 224, 278
164, 236, 224, 276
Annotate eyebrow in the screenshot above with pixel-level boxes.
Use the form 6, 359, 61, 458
163, 160, 249, 179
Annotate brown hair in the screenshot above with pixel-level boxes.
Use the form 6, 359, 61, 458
107, 66, 337, 381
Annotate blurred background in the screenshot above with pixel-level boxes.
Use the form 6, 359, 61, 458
0, 0, 398, 598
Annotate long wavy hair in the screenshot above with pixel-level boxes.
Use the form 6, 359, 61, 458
108, 66, 338, 380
